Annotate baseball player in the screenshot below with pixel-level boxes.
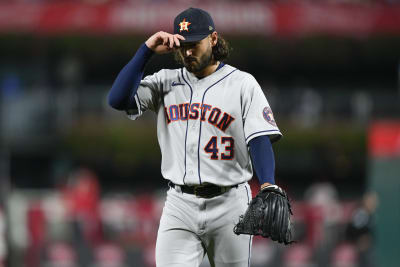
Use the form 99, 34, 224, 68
108, 7, 292, 267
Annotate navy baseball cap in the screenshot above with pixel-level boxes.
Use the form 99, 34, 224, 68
173, 8, 215, 43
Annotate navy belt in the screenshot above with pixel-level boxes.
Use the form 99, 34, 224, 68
169, 182, 238, 198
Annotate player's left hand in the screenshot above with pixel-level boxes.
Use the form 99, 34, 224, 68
233, 185, 294, 245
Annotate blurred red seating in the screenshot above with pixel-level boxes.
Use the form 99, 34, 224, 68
93, 243, 125, 267
46, 242, 77, 267
331, 243, 357, 267
283, 244, 312, 267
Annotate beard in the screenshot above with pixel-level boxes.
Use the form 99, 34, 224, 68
183, 47, 213, 73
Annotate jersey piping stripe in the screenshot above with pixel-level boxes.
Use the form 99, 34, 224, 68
247, 236, 252, 267
245, 183, 250, 203
180, 68, 193, 185
197, 68, 238, 184
134, 93, 143, 116
126, 94, 142, 118
245, 184, 252, 267
245, 130, 281, 142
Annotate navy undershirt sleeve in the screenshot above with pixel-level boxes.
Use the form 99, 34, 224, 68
249, 135, 275, 185
108, 43, 154, 110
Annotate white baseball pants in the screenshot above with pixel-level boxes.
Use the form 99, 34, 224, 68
156, 183, 253, 267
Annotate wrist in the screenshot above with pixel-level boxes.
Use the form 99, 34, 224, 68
260, 182, 273, 190
144, 40, 154, 51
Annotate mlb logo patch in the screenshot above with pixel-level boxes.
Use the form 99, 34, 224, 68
262, 107, 276, 126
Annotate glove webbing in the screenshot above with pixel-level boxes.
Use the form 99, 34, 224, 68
234, 190, 294, 245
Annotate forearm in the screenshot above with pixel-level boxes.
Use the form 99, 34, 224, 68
108, 43, 154, 110
248, 135, 276, 189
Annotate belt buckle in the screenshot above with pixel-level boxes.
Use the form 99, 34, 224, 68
193, 185, 204, 197
194, 184, 207, 197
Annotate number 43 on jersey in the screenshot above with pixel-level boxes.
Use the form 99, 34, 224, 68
204, 136, 234, 160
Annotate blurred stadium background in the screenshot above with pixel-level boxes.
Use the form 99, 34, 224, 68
1, 0, 400, 267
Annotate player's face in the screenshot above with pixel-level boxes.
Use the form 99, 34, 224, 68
179, 35, 213, 73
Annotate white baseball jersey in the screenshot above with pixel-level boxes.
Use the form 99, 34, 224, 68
127, 64, 281, 186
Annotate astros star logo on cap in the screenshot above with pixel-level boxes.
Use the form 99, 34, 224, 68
179, 18, 191, 32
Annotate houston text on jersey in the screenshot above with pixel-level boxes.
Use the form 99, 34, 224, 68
164, 102, 235, 132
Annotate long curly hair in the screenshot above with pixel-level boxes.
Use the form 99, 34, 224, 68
174, 35, 232, 64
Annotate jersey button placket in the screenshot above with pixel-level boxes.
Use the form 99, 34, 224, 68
185, 85, 201, 184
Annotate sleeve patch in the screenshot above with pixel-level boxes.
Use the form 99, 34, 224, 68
262, 107, 277, 126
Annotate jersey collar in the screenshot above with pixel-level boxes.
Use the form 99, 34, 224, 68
183, 63, 234, 87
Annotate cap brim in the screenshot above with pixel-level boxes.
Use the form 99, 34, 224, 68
181, 34, 209, 43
